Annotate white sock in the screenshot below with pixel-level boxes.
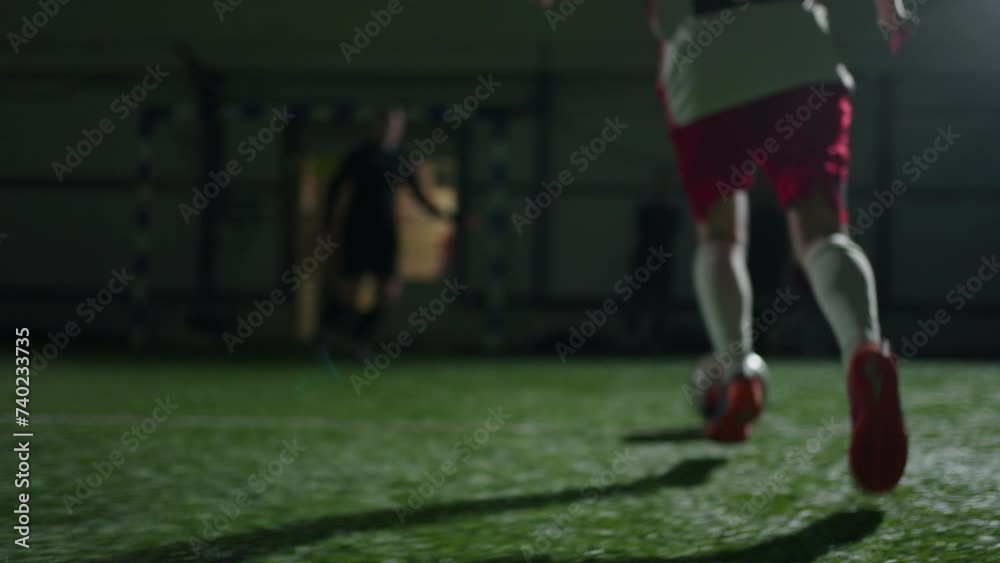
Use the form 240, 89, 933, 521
693, 240, 753, 360
802, 233, 881, 367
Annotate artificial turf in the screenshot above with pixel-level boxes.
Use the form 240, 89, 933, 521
2, 357, 997, 562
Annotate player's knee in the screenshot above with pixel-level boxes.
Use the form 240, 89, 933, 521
698, 195, 746, 244
698, 219, 737, 243
792, 187, 840, 220
788, 189, 843, 263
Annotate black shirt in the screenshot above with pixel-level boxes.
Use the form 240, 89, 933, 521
324, 141, 441, 239
325, 142, 399, 235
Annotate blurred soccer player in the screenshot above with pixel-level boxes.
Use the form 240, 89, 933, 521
538, 0, 913, 492
322, 107, 444, 358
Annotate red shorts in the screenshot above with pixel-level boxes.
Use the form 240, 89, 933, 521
662, 83, 851, 223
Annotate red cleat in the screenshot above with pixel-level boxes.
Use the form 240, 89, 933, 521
705, 354, 767, 443
848, 342, 908, 493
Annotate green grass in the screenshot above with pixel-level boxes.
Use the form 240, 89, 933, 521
2, 357, 997, 562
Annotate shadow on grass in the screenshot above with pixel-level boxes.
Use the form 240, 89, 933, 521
88, 457, 726, 563
623, 427, 704, 444
478, 509, 884, 563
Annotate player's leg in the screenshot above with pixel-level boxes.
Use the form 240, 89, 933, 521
667, 103, 768, 442
763, 85, 881, 363
667, 96, 757, 366
769, 85, 884, 363
790, 190, 907, 493
788, 190, 880, 366
694, 193, 753, 363
790, 189, 907, 493
694, 194, 769, 443
353, 276, 388, 350
350, 233, 400, 355
318, 274, 361, 351
324, 276, 358, 327
321, 227, 377, 358
767, 84, 906, 492
760, 85, 877, 365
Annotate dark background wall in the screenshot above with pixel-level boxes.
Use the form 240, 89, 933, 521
1, 0, 997, 356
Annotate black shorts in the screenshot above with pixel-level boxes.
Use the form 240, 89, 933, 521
341, 228, 397, 277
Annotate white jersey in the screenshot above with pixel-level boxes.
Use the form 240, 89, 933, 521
654, 1, 853, 126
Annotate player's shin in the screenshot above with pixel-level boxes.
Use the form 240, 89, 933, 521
802, 233, 881, 367
693, 239, 753, 361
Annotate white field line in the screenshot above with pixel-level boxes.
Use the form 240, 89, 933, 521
33, 413, 614, 435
